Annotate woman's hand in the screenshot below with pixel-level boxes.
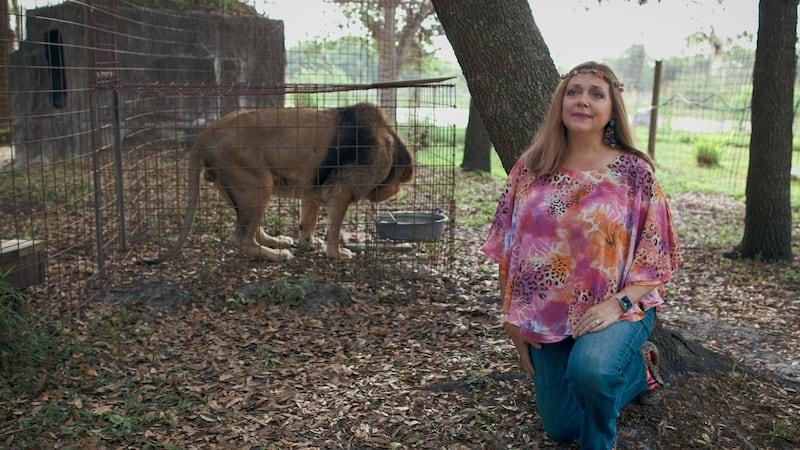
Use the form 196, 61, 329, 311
504, 321, 541, 376
573, 298, 624, 338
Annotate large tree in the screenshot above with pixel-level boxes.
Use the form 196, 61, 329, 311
335, 0, 498, 167
461, 98, 492, 172
730, 0, 797, 262
430, 0, 758, 377
430, 0, 557, 173
334, 0, 438, 111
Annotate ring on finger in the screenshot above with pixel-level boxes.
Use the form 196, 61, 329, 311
592, 319, 602, 327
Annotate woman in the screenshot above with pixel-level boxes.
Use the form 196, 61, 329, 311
481, 61, 682, 449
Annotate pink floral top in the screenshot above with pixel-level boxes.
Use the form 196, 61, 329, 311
482, 153, 682, 344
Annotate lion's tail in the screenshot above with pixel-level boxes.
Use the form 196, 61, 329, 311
140, 150, 202, 265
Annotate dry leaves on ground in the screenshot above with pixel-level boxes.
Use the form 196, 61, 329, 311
1, 176, 799, 449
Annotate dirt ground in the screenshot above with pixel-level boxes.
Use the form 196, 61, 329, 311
2, 173, 799, 449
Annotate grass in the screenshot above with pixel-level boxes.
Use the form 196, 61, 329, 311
452, 168, 504, 226
425, 124, 800, 237
692, 134, 724, 167
443, 125, 800, 210
226, 277, 310, 309
645, 128, 748, 199
0, 274, 67, 391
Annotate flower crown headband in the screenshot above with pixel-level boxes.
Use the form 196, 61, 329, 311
560, 68, 625, 92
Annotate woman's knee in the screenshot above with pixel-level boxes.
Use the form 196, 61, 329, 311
567, 355, 620, 394
541, 416, 580, 443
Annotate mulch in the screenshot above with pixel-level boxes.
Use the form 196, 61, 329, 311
1, 178, 798, 449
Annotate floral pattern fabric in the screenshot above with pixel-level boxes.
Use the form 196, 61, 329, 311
482, 153, 682, 344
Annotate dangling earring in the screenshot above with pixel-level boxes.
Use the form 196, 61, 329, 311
604, 119, 617, 148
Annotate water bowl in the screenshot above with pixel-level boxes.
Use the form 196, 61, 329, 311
375, 211, 449, 241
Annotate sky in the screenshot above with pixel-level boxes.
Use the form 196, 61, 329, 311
257, 0, 761, 68
14, 0, 762, 68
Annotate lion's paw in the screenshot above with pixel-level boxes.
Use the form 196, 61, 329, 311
298, 236, 324, 250
279, 249, 294, 261
258, 232, 293, 248
327, 246, 354, 259
276, 235, 294, 247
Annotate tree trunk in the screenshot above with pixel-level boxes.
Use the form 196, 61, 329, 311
735, 0, 797, 262
335, 0, 436, 123
431, 0, 558, 172
649, 317, 734, 379
461, 98, 492, 172
378, 0, 399, 120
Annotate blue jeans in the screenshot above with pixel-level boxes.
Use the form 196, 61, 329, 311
528, 308, 655, 450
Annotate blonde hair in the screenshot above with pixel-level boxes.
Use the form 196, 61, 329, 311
522, 61, 654, 176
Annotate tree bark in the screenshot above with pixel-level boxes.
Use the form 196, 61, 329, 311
649, 318, 734, 379
461, 98, 492, 172
735, 0, 797, 262
431, 0, 558, 172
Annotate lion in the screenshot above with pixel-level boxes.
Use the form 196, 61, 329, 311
143, 102, 414, 264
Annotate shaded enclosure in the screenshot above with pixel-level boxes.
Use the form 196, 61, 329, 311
0, 0, 457, 310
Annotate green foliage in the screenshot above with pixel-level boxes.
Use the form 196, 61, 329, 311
330, 0, 443, 58
453, 169, 504, 227
370, 286, 393, 302
693, 134, 725, 167
293, 92, 318, 108
432, 125, 505, 181
285, 34, 468, 108
227, 278, 310, 309
269, 278, 308, 306
452, 125, 800, 211
412, 125, 457, 164
287, 36, 378, 86
634, 128, 747, 200
226, 292, 257, 310
0, 272, 67, 392
780, 267, 800, 282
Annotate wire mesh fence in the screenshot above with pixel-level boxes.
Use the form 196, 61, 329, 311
609, 52, 768, 197
1, 0, 788, 311
1, 0, 457, 311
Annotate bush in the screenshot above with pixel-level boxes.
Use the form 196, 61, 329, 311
694, 135, 724, 167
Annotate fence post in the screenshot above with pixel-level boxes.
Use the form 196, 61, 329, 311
112, 90, 127, 251
647, 60, 662, 160
84, 0, 106, 280
0, 0, 11, 136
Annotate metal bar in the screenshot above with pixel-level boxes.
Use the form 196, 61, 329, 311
95, 77, 458, 96
111, 89, 127, 251
647, 60, 662, 159
87, 0, 106, 279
